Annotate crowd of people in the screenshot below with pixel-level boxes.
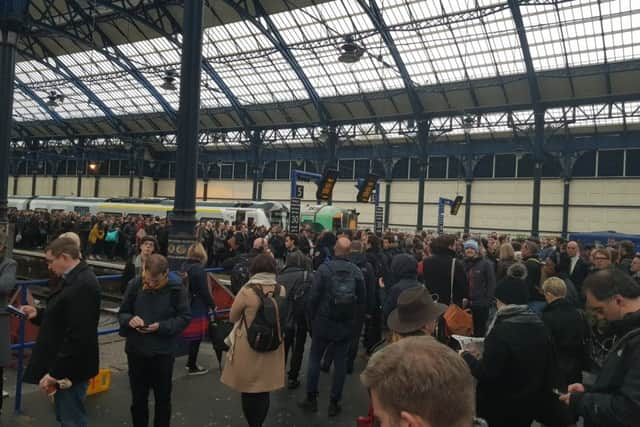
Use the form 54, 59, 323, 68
3, 214, 640, 426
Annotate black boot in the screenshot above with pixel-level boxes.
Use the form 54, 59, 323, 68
287, 378, 300, 390
298, 394, 318, 413
328, 399, 341, 417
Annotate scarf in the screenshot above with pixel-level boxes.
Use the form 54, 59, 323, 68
141, 270, 169, 292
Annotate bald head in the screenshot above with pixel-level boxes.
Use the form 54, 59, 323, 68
253, 237, 267, 250
567, 240, 579, 257
334, 237, 351, 257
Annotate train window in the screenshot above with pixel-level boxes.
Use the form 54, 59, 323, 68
99, 212, 122, 218
51, 209, 65, 214
74, 206, 90, 215
234, 162, 247, 179
34, 208, 48, 213
236, 211, 246, 225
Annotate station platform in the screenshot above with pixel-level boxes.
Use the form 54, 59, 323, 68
2, 337, 370, 426
13, 249, 125, 271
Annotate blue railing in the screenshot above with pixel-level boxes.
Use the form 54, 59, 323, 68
11, 267, 226, 414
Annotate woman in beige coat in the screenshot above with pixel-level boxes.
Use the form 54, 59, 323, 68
221, 253, 285, 427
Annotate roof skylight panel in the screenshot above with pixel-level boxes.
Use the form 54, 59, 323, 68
12, 94, 51, 121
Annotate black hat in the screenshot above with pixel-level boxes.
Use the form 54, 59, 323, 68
495, 280, 529, 305
387, 287, 447, 334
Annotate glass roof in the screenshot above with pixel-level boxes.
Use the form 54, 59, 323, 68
11, 0, 640, 141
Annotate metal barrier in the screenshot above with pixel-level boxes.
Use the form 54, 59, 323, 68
10, 266, 226, 414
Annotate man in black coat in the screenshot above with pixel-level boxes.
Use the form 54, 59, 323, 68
22, 237, 101, 427
564, 241, 590, 296
461, 279, 555, 427
300, 237, 365, 417
463, 240, 496, 337
522, 240, 545, 313
560, 269, 640, 426
422, 234, 468, 306
541, 277, 589, 387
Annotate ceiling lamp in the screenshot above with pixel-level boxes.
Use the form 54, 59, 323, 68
338, 35, 365, 64
462, 114, 476, 129
46, 90, 65, 107
161, 69, 177, 91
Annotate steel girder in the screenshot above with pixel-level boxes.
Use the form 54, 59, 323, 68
94, 0, 255, 135
29, 2, 177, 123
18, 36, 130, 135
508, 0, 541, 108
357, 0, 423, 115
222, 0, 329, 124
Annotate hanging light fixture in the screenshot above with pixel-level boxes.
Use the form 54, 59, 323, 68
161, 69, 177, 91
46, 90, 65, 107
338, 35, 365, 64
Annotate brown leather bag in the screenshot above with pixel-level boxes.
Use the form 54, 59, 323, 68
443, 258, 473, 336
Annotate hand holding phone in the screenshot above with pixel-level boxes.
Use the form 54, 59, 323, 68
7, 304, 27, 319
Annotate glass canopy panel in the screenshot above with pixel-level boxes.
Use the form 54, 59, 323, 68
522, 0, 640, 71
203, 19, 308, 105
270, 0, 405, 98
12, 90, 52, 121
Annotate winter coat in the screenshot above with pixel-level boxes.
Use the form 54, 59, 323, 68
569, 310, 640, 427
464, 256, 496, 307
307, 256, 366, 342
496, 259, 515, 282
0, 257, 16, 367
277, 266, 313, 325
541, 298, 589, 385
463, 305, 555, 427
24, 262, 101, 384
118, 277, 191, 357
523, 255, 544, 302
181, 260, 214, 317
221, 273, 286, 393
422, 250, 468, 306
351, 252, 377, 317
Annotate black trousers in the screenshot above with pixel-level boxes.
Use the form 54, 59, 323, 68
241, 392, 270, 427
187, 340, 201, 368
127, 352, 175, 427
471, 305, 490, 337
284, 318, 308, 380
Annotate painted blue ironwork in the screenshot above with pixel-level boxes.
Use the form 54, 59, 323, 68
14, 79, 67, 128
17, 36, 130, 134
357, 0, 423, 115
222, 0, 329, 124
94, 0, 254, 135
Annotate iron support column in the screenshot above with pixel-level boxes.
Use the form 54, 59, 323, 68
250, 132, 263, 201
384, 180, 392, 229
203, 179, 208, 201
128, 169, 135, 197
0, 1, 28, 226
325, 128, 338, 206
30, 173, 36, 196
153, 178, 159, 198
76, 159, 83, 197
169, 0, 204, 269
52, 175, 57, 197
416, 121, 430, 230
464, 180, 472, 234
12, 175, 17, 196
531, 110, 545, 238
94, 175, 100, 197
561, 178, 570, 239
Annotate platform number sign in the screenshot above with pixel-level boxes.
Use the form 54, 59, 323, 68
289, 197, 301, 234
295, 185, 304, 199
374, 206, 384, 235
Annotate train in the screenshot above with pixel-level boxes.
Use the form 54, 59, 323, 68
7, 196, 359, 233
7, 196, 288, 230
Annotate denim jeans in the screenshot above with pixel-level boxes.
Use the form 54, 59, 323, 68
306, 335, 350, 402
54, 380, 89, 427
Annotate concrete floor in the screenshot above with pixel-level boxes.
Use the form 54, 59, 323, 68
2, 338, 370, 427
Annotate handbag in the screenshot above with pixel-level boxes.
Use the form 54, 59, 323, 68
442, 258, 473, 336
209, 311, 234, 369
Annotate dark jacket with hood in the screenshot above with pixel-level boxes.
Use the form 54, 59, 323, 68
350, 252, 376, 316
523, 254, 544, 302
541, 298, 589, 386
307, 256, 365, 342
277, 264, 314, 326
422, 249, 469, 306
569, 310, 640, 427
464, 256, 496, 307
463, 305, 555, 427
382, 254, 421, 322
181, 259, 214, 317
118, 276, 191, 357
24, 261, 101, 384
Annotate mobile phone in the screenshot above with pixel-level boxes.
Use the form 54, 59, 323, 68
7, 304, 27, 319
552, 388, 566, 396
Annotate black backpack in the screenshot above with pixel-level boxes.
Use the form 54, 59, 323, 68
243, 283, 286, 352
230, 256, 251, 295
292, 271, 312, 320
327, 263, 358, 321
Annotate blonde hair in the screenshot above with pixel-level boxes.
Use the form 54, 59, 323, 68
59, 232, 81, 250
542, 276, 567, 298
499, 243, 515, 261
187, 243, 208, 265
